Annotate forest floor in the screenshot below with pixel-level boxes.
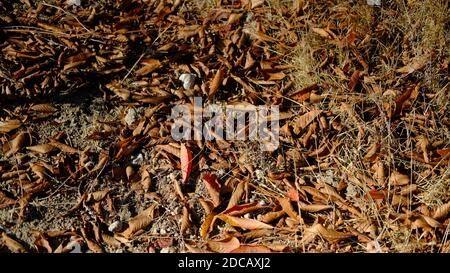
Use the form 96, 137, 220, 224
0, 0, 449, 253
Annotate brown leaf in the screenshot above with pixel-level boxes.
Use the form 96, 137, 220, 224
433, 201, 450, 220
260, 210, 285, 223
251, 0, 264, 9
185, 243, 214, 253
33, 232, 52, 253
200, 212, 217, 239
311, 27, 333, 39
391, 82, 420, 119
298, 202, 332, 212
121, 204, 157, 238
30, 104, 57, 113
180, 143, 192, 183
396, 54, 430, 74
303, 223, 353, 244
26, 144, 56, 154
207, 237, 240, 253
209, 68, 225, 98
389, 171, 410, 186
0, 191, 16, 209
226, 181, 245, 209
180, 205, 191, 235
277, 197, 300, 221
292, 110, 322, 134
49, 140, 81, 154
0, 119, 21, 133
4, 132, 26, 157
348, 70, 361, 92
136, 59, 161, 76
1, 232, 28, 253
230, 245, 272, 253
202, 173, 221, 207
86, 189, 110, 203
217, 214, 273, 230
222, 203, 264, 216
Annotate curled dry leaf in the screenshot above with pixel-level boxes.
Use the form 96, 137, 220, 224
222, 203, 264, 216
202, 173, 221, 207
364, 143, 380, 161
0, 191, 16, 209
30, 103, 57, 113
185, 243, 214, 253
1, 232, 28, 253
292, 110, 322, 134
277, 197, 300, 221
86, 189, 110, 203
302, 223, 353, 244
217, 214, 273, 230
4, 132, 26, 157
49, 140, 81, 154
396, 54, 430, 74
209, 67, 225, 98
207, 237, 240, 253
180, 143, 192, 183
433, 201, 450, 220
121, 203, 158, 238
230, 245, 272, 253
226, 181, 245, 209
180, 205, 191, 235
298, 202, 332, 213
260, 210, 285, 223
26, 144, 56, 154
0, 119, 21, 133
200, 212, 217, 239
389, 171, 410, 186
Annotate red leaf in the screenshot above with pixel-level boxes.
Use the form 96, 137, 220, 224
366, 189, 387, 200
287, 188, 300, 201
202, 173, 221, 207
180, 143, 192, 183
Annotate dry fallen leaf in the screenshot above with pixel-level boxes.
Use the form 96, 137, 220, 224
231, 245, 272, 253
0, 119, 21, 133
217, 214, 273, 230
202, 173, 221, 207
209, 67, 225, 98
227, 181, 245, 209
4, 132, 26, 157
180, 143, 192, 183
292, 110, 322, 134
26, 144, 56, 154
389, 171, 410, 186
433, 201, 450, 220
121, 204, 158, 238
207, 237, 240, 253
180, 205, 191, 235
1, 232, 28, 253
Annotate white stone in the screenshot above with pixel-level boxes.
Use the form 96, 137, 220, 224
108, 220, 123, 233
67, 0, 81, 6
179, 73, 196, 90
131, 153, 144, 165
367, 0, 381, 6
125, 108, 138, 126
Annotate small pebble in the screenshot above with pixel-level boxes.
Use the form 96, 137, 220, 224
125, 108, 138, 126
108, 220, 123, 233
179, 73, 196, 90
